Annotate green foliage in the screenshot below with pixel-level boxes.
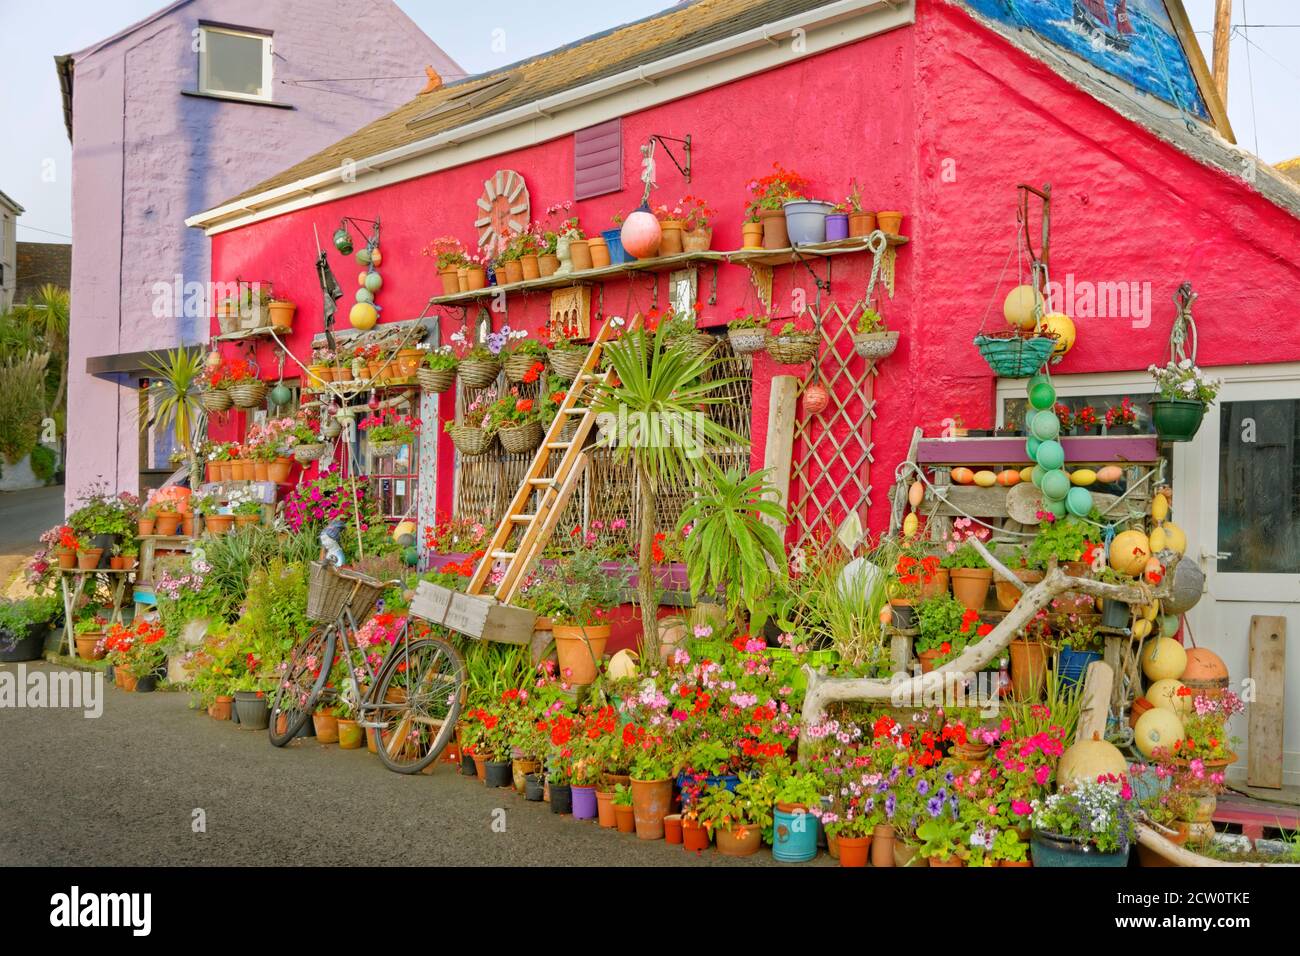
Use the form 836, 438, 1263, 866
1029, 516, 1091, 565
0, 351, 49, 463
29, 444, 56, 482
0, 595, 62, 635
141, 348, 204, 453
678, 464, 787, 631
229, 560, 312, 667
940, 542, 988, 570
915, 595, 966, 653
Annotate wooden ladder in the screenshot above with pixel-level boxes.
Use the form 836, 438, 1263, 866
466, 315, 637, 605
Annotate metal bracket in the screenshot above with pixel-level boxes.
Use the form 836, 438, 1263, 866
650, 134, 691, 184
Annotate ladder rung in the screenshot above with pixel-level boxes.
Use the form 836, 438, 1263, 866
546, 441, 571, 449
560, 406, 591, 415
579, 373, 601, 381
490, 550, 515, 559
527, 477, 555, 486
509, 514, 535, 523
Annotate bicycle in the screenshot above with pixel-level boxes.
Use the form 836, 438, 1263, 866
268, 562, 466, 775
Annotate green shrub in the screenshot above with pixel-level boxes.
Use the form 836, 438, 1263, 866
0, 352, 49, 464
30, 444, 56, 483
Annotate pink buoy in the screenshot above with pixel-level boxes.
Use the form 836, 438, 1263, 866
620, 207, 662, 260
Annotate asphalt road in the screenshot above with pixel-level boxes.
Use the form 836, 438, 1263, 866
0, 485, 64, 594
0, 663, 811, 867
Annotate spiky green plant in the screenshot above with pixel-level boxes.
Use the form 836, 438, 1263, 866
0, 351, 50, 463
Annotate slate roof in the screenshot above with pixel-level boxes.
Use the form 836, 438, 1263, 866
14, 242, 72, 301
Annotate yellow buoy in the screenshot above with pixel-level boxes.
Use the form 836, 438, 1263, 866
607, 648, 640, 680
903, 513, 918, 539
1069, 468, 1097, 486
1151, 494, 1169, 524
1039, 312, 1076, 358
1057, 736, 1129, 787
1110, 529, 1151, 575
1134, 707, 1185, 758
1142, 636, 1188, 682
1096, 465, 1123, 483
1003, 284, 1043, 330
1147, 678, 1189, 713
349, 301, 378, 330
1019, 466, 1035, 483
1158, 521, 1186, 555
974, 470, 997, 488
1132, 618, 1152, 640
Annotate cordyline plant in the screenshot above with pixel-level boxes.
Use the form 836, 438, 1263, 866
592, 321, 742, 659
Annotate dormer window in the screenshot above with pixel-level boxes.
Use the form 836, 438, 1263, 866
198, 25, 272, 102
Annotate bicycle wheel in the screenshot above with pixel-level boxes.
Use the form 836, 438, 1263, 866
268, 624, 335, 747
369, 637, 466, 774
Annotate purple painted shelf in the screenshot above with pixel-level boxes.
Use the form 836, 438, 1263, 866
917, 435, 1161, 466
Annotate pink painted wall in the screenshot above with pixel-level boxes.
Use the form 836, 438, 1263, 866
208, 0, 1300, 538
65, 0, 459, 510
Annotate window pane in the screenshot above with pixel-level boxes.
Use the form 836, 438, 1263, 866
1217, 399, 1300, 574
205, 31, 266, 97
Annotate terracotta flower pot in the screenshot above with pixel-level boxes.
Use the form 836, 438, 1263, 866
877, 210, 904, 234
234, 514, 260, 529
893, 841, 925, 867
155, 512, 182, 536
181, 514, 195, 537
614, 804, 636, 834
552, 624, 610, 685
596, 790, 619, 828
538, 254, 559, 277
1009, 638, 1048, 700
630, 777, 673, 840
439, 269, 460, 296
268, 456, 292, 484
950, 567, 992, 611
56, 549, 76, 569
569, 239, 593, 271
919, 649, 943, 673
681, 818, 710, 852
472, 754, 487, 781
918, 568, 950, 600
502, 259, 524, 285
928, 855, 964, 867
741, 222, 763, 249
658, 220, 684, 256
683, 227, 712, 253
313, 710, 339, 743
253, 460, 269, 482
716, 824, 762, 857
337, 718, 364, 749
872, 824, 896, 867
110, 556, 124, 570
836, 834, 871, 867
76, 548, 104, 570
520, 253, 541, 280
75, 634, 103, 660
212, 695, 233, 721
848, 211, 877, 237
587, 236, 610, 268
465, 266, 487, 291
663, 813, 683, 844
119, 671, 139, 693
995, 569, 1044, 611
204, 514, 234, 535
759, 208, 789, 249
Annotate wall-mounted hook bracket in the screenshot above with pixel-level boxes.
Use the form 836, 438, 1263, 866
649, 134, 692, 184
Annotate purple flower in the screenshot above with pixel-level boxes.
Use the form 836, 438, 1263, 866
926, 796, 943, 818
916, 778, 930, 796
885, 793, 897, 818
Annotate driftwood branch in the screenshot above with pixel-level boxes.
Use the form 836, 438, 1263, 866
798, 553, 1178, 756
1134, 825, 1299, 868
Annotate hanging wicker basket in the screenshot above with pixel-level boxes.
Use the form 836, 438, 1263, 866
549, 349, 587, 380
449, 425, 496, 456
369, 439, 404, 458
559, 418, 579, 443
674, 332, 718, 360
973, 332, 1058, 377
307, 561, 385, 625
458, 358, 501, 389
293, 443, 327, 464
498, 421, 543, 454
727, 327, 769, 355
767, 332, 819, 364
229, 380, 268, 408
201, 388, 233, 412
504, 352, 547, 383
417, 367, 456, 393
852, 330, 900, 361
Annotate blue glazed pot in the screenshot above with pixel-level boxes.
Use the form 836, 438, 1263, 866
773, 804, 819, 862
1031, 830, 1130, 867
602, 228, 628, 265
677, 773, 740, 807
1057, 648, 1102, 686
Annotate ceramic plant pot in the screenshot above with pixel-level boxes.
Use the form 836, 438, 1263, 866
681, 818, 710, 852
950, 568, 992, 611
716, 825, 762, 857
783, 199, 834, 245
759, 208, 788, 249
552, 624, 609, 685
836, 834, 871, 867
630, 778, 673, 840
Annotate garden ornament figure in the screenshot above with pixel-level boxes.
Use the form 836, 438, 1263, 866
320, 519, 346, 567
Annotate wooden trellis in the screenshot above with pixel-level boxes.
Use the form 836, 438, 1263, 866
788, 299, 879, 551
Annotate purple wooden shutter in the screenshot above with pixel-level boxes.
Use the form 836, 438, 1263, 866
574, 118, 622, 200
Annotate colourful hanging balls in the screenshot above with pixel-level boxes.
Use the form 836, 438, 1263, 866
1040, 468, 1071, 501
1030, 409, 1060, 441
1026, 437, 1041, 460
1036, 439, 1065, 471
1066, 485, 1094, 517
1046, 497, 1068, 519
269, 383, 292, 407
1031, 465, 1046, 487
1028, 375, 1056, 411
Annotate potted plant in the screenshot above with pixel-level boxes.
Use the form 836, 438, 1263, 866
914, 595, 966, 673
1053, 607, 1103, 686
546, 328, 588, 380
624, 726, 674, 840
528, 549, 628, 685
846, 179, 875, 237
1148, 360, 1221, 442
824, 201, 850, 242
851, 303, 899, 360
992, 545, 1045, 610
196, 494, 233, 536
680, 195, 715, 252
602, 212, 629, 266
816, 787, 883, 868
770, 766, 823, 862
227, 488, 263, 529
877, 210, 904, 234
651, 202, 685, 256
74, 613, 108, 660
942, 542, 992, 612
766, 319, 819, 365
42, 524, 79, 570
489, 393, 544, 455
416, 344, 458, 394
745, 162, 810, 249
1073, 404, 1100, 435
444, 387, 498, 457
784, 192, 835, 246
1029, 514, 1092, 575
612, 783, 636, 833
1031, 779, 1136, 867
449, 325, 505, 389
360, 408, 420, 458
502, 332, 547, 383
0, 596, 61, 663
726, 308, 769, 355
889, 549, 942, 629
1104, 397, 1140, 435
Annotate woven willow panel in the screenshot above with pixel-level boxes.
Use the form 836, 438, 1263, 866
453, 334, 753, 556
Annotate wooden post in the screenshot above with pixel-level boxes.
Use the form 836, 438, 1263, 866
762, 375, 798, 540
1247, 615, 1286, 789
1212, 0, 1232, 104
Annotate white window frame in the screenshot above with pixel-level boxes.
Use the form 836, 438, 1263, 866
198, 26, 273, 103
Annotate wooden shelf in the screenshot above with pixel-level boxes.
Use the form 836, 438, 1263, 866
428, 251, 727, 306
724, 234, 909, 267
212, 325, 291, 343
916, 434, 1161, 467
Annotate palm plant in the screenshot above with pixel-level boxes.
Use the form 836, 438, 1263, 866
141, 347, 204, 453
593, 321, 741, 658
678, 463, 787, 632
11, 285, 70, 415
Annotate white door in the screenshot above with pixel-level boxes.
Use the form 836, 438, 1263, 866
1181, 368, 1300, 787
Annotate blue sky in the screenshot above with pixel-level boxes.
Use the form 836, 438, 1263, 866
0, 0, 1296, 242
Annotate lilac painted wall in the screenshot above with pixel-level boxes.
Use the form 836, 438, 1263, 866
64, 0, 458, 508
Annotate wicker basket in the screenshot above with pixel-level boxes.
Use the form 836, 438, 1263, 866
504, 352, 546, 383
974, 332, 1058, 377
201, 389, 233, 412
307, 561, 385, 625
559, 418, 579, 443
674, 332, 718, 360
727, 327, 769, 355
549, 349, 587, 380
458, 358, 501, 390
449, 424, 496, 456
417, 367, 456, 393
369, 439, 403, 458
767, 333, 819, 364
293, 443, 327, 464
852, 330, 900, 361
229, 380, 268, 408
498, 421, 543, 454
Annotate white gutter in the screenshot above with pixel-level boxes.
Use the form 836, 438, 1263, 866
187, 0, 914, 234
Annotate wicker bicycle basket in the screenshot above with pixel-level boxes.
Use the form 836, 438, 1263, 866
973, 332, 1058, 377
307, 561, 385, 624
